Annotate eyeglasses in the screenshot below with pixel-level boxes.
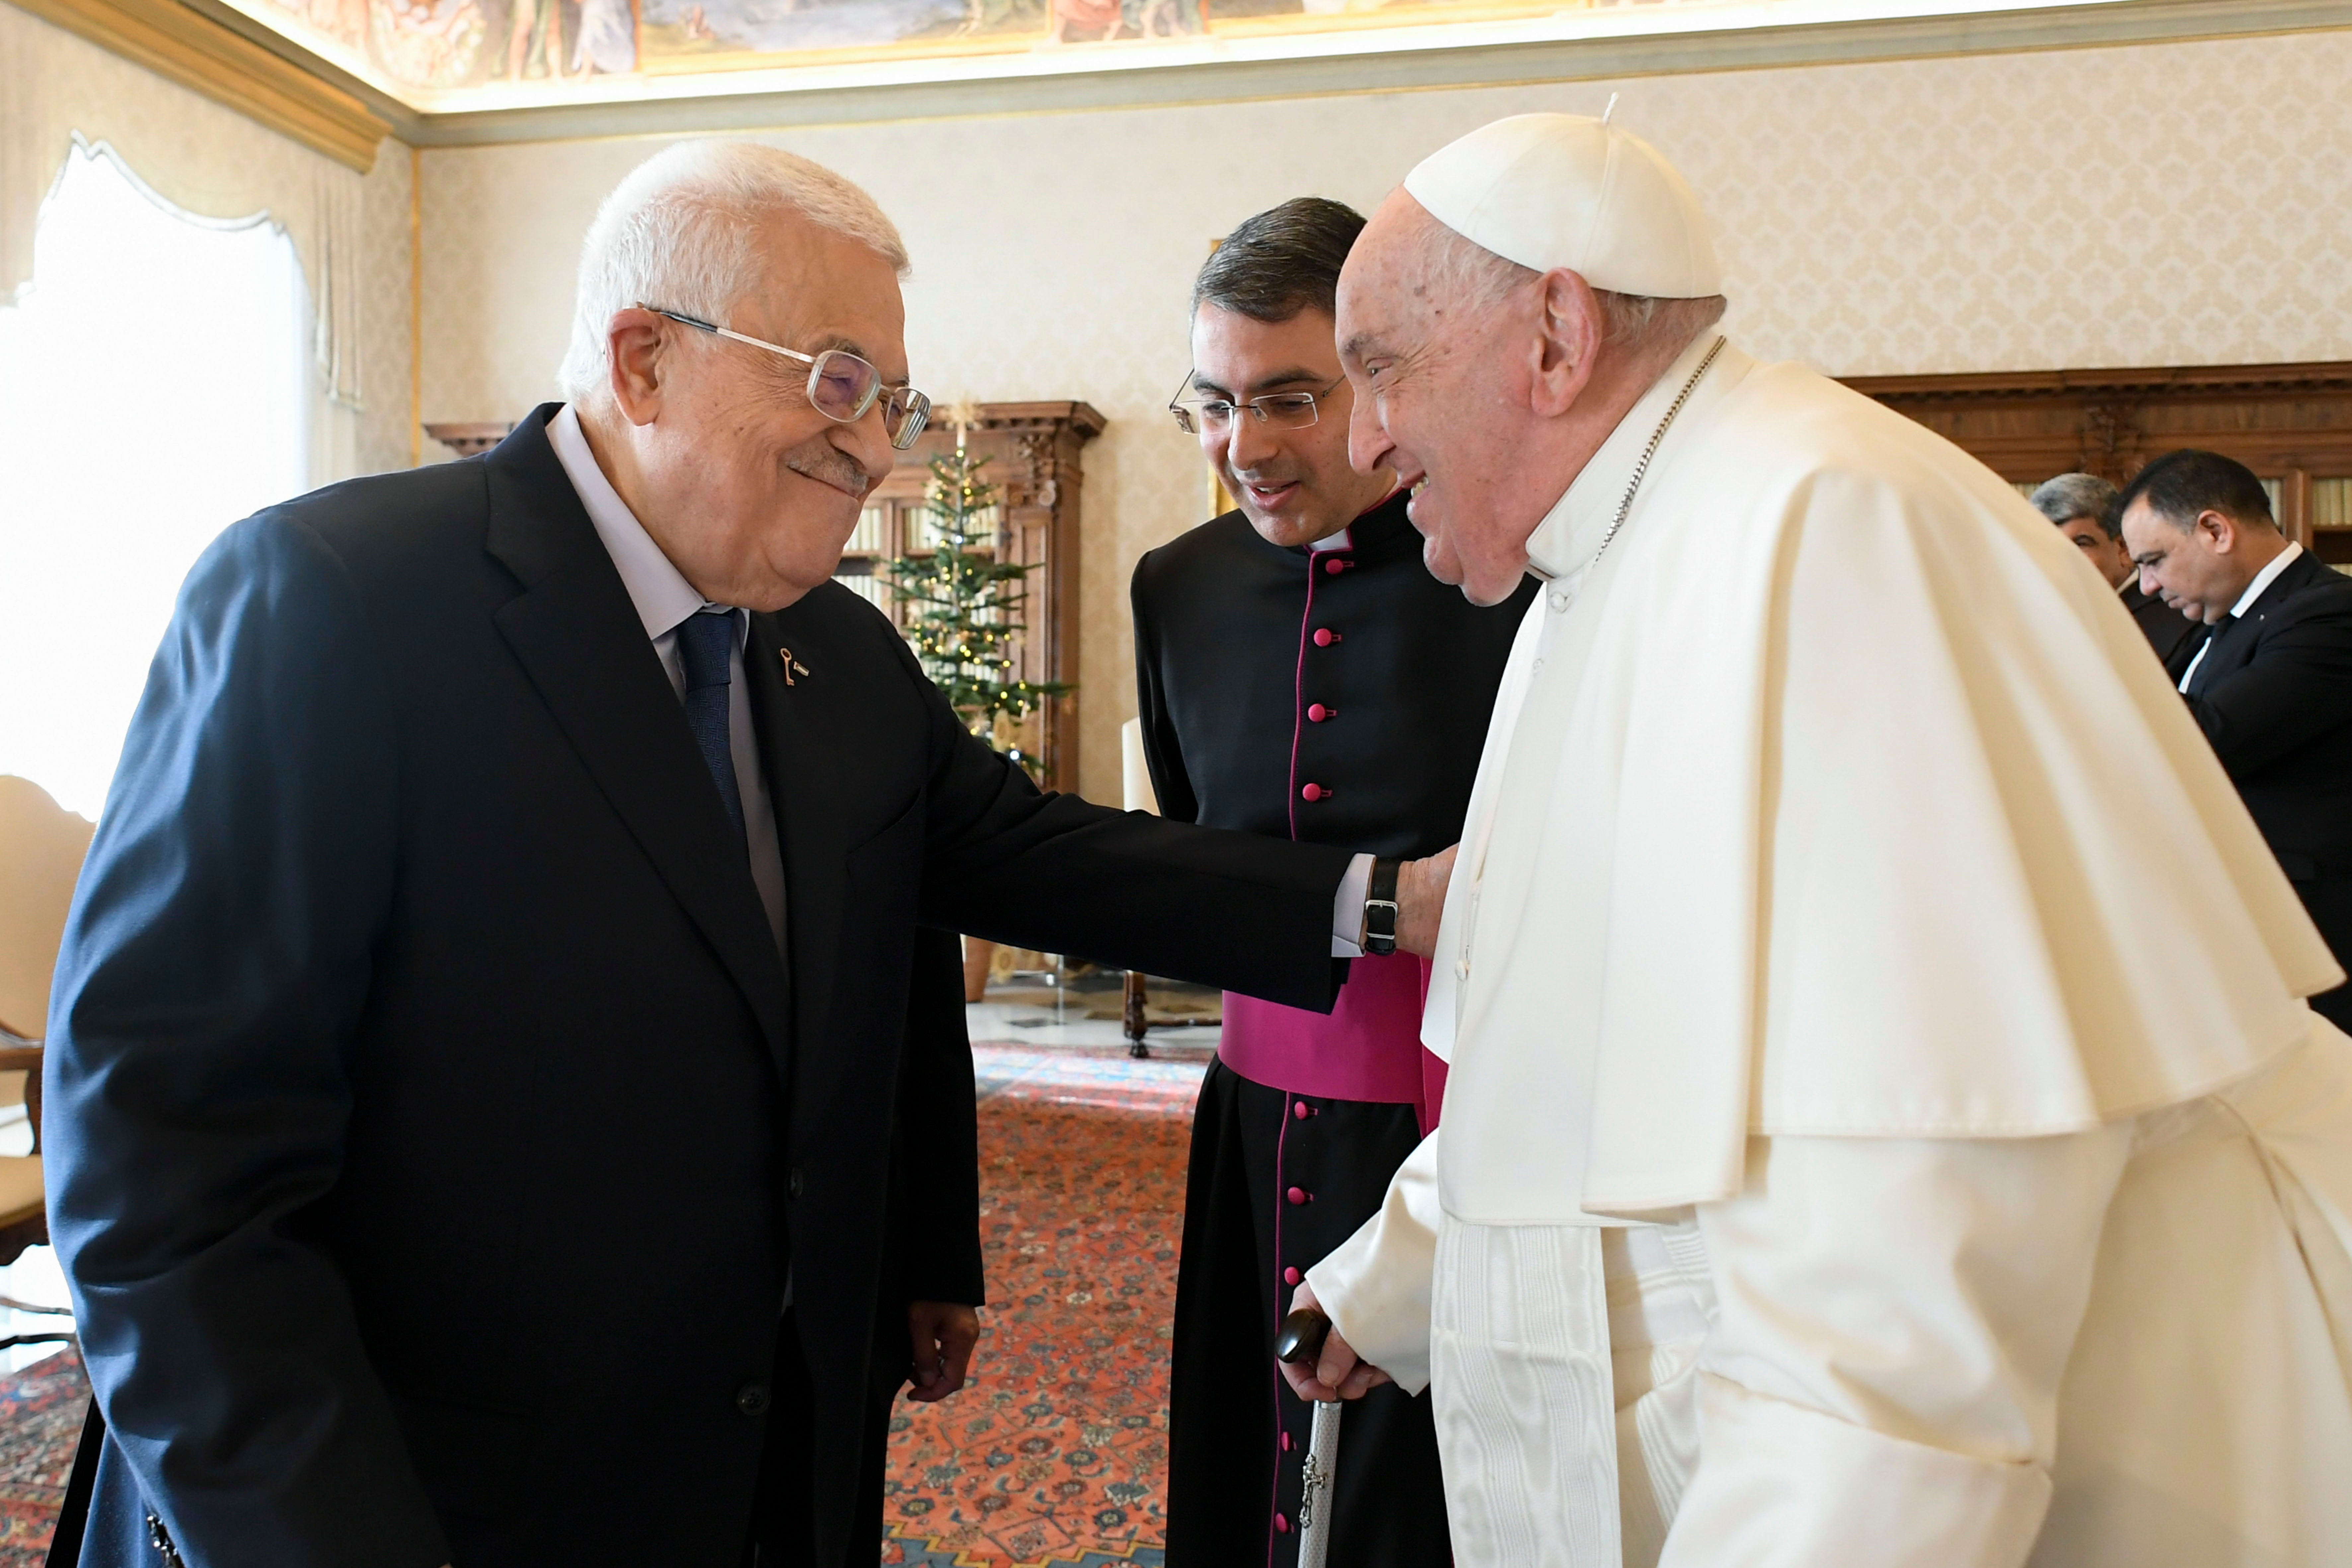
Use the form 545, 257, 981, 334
641, 304, 933, 450
1168, 373, 1346, 436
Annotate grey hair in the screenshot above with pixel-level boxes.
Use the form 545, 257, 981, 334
1416, 215, 1726, 351
2030, 473, 2123, 537
556, 141, 909, 405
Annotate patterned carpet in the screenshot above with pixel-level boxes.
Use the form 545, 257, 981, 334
972, 1040, 1207, 1118
883, 1053, 1194, 1566
0, 1344, 86, 1564
0, 1047, 1198, 1568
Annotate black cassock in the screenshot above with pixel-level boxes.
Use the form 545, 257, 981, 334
1132, 492, 1534, 1567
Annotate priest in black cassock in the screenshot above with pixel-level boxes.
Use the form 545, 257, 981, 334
1134, 197, 1536, 1567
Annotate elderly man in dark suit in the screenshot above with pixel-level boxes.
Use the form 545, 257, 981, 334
2030, 471, 2200, 668
43, 141, 1443, 1568
2121, 447, 2352, 1028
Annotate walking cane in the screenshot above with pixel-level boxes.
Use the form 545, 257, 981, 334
1276, 1307, 1344, 1568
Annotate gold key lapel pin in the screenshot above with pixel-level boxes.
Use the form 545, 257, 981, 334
778, 647, 811, 686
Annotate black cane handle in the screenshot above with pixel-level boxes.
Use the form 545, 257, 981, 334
1275, 1306, 1333, 1366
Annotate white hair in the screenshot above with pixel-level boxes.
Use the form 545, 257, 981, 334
556, 141, 910, 404
1414, 210, 1725, 352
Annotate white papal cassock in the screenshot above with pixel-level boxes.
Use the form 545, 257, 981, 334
1308, 328, 2352, 1567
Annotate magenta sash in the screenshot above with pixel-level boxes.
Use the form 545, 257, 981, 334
1221, 952, 1449, 1134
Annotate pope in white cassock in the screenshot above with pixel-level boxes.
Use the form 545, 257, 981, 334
1283, 112, 2352, 1567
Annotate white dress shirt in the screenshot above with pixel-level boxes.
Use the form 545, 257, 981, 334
547, 404, 788, 956
2177, 539, 2303, 693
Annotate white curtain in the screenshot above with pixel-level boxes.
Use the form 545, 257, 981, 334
0, 140, 311, 820
0, 1, 369, 421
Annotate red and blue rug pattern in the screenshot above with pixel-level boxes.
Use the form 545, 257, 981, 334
0, 1344, 86, 1564
882, 1044, 1199, 1565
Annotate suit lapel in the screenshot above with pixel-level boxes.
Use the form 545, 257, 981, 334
2203, 551, 2323, 688
481, 409, 796, 1072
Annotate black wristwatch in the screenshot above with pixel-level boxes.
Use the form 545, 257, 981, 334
1363, 857, 1403, 956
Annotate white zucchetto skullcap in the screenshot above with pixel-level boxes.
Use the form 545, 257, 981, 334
1403, 112, 1722, 298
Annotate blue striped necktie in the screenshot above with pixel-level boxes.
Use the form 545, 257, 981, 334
675, 608, 747, 847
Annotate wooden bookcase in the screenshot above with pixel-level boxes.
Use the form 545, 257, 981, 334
832, 401, 1106, 793
1841, 362, 2352, 560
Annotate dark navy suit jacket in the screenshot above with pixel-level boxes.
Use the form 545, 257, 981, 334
2182, 547, 2352, 1027
44, 410, 1350, 1566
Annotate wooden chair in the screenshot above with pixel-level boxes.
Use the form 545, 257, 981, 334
0, 776, 95, 1271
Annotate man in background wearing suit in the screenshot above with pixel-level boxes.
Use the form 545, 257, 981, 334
44, 142, 1442, 1568
2121, 447, 2352, 1029
2031, 471, 2200, 667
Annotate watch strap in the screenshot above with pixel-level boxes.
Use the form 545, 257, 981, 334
1363, 856, 1402, 956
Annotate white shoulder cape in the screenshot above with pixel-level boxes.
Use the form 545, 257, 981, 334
1424, 349, 2340, 1218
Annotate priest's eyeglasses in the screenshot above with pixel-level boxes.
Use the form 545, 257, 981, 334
1168, 374, 1345, 436
641, 304, 933, 450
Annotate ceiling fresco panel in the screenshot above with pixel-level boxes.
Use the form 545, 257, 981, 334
200, 0, 2163, 113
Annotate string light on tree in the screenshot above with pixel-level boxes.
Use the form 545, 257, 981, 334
886, 398, 1071, 778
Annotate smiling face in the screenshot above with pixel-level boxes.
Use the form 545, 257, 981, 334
597, 209, 908, 612
1334, 193, 1564, 606
1188, 303, 1394, 548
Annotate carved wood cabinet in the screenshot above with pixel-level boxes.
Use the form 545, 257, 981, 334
833, 401, 1106, 792
1841, 363, 2352, 560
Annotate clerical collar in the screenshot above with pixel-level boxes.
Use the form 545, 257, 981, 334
1524, 333, 1751, 583
1277, 485, 1413, 560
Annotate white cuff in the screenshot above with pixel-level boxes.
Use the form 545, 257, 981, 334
1304, 1127, 1442, 1394
1330, 851, 1373, 958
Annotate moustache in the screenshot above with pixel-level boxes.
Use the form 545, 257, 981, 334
786, 445, 874, 498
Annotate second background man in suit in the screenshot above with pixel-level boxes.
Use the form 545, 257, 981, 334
2031, 471, 2200, 668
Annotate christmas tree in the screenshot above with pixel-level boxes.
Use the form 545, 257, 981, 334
885, 411, 1070, 778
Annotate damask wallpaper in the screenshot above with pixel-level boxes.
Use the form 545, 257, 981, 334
417, 26, 2352, 800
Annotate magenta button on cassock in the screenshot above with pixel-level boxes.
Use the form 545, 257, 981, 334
1307, 704, 1332, 722
1284, 1266, 1302, 1286
1299, 783, 1326, 802
1313, 627, 1338, 647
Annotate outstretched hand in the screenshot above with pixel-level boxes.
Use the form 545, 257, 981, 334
907, 1300, 979, 1402
1395, 845, 1457, 960
1276, 1282, 1394, 1403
